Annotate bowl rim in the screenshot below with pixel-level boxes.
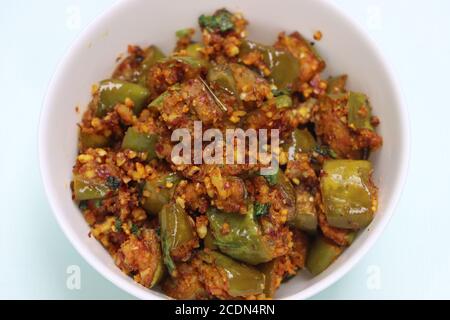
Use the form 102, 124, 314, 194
39, 0, 410, 300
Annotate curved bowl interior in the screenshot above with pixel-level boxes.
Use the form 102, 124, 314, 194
39, 0, 409, 300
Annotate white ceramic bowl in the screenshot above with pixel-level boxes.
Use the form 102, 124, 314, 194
39, 0, 409, 300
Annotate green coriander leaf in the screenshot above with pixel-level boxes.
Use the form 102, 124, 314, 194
262, 167, 279, 186
272, 88, 292, 97
215, 10, 234, 32
106, 176, 121, 190
78, 201, 88, 211
93, 199, 103, 208
161, 233, 176, 274
254, 202, 270, 217
175, 28, 192, 39
314, 145, 338, 159
115, 218, 122, 232
131, 224, 139, 236
199, 10, 234, 33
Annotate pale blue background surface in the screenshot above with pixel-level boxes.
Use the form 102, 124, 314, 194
1, 0, 449, 299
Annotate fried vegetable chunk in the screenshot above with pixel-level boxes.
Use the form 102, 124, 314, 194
274, 31, 325, 84
146, 58, 207, 97
113, 45, 165, 84
229, 63, 272, 105
199, 9, 248, 61
154, 78, 226, 129
207, 205, 274, 265
314, 94, 382, 159
163, 250, 265, 300
289, 186, 318, 233
160, 203, 199, 274
318, 211, 356, 247
321, 160, 376, 230
96, 79, 150, 117
114, 229, 165, 288
142, 172, 181, 215
162, 261, 211, 300
240, 40, 300, 90
198, 250, 265, 298
259, 229, 308, 297
306, 234, 344, 276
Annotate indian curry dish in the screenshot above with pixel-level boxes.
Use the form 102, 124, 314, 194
71, 9, 383, 299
